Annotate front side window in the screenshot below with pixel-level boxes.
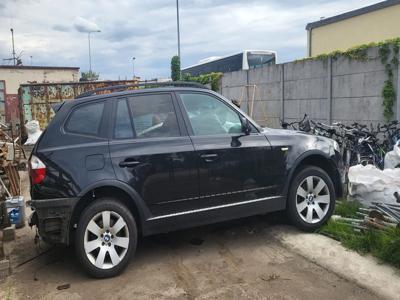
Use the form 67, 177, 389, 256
65, 101, 104, 136
180, 93, 242, 136
127, 94, 180, 139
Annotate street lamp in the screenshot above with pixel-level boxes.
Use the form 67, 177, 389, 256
176, 0, 181, 75
132, 57, 136, 79
88, 30, 101, 73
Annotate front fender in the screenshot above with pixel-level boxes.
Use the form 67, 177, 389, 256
283, 150, 341, 199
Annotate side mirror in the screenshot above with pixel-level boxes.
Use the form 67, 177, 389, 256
232, 99, 241, 108
240, 116, 251, 135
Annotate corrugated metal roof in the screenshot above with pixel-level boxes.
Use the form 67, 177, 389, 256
306, 0, 400, 30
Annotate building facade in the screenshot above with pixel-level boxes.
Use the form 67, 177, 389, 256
306, 0, 400, 57
0, 66, 79, 127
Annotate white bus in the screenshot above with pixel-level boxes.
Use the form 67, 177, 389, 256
182, 50, 277, 76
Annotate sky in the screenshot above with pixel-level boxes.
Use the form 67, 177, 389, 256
0, 0, 380, 80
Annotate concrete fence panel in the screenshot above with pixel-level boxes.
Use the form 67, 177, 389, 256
220, 45, 399, 128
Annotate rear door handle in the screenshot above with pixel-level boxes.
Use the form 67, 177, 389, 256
119, 160, 141, 168
200, 153, 218, 162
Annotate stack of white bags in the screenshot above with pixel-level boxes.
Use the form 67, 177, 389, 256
348, 141, 400, 205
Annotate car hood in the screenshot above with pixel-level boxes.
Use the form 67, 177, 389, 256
261, 127, 304, 136
260, 127, 338, 154
261, 127, 333, 142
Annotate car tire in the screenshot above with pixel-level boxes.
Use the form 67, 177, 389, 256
75, 198, 137, 278
286, 166, 335, 231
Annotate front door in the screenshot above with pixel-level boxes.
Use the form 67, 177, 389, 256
109, 93, 198, 216
176, 92, 277, 208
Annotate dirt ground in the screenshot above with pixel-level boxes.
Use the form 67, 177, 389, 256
0, 172, 380, 299
0, 215, 379, 300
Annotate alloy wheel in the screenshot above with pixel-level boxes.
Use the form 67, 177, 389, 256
295, 176, 330, 224
84, 211, 130, 269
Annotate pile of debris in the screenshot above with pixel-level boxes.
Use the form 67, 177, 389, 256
0, 124, 25, 200
0, 123, 26, 277
333, 198, 400, 232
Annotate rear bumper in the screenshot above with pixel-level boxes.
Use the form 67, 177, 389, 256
28, 197, 79, 245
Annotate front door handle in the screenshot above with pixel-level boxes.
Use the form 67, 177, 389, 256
200, 153, 218, 162
119, 160, 141, 168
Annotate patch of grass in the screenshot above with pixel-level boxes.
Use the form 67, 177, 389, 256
373, 227, 400, 268
319, 220, 373, 253
334, 200, 361, 218
319, 218, 400, 269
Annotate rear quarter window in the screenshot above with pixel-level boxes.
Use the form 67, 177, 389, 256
65, 102, 105, 136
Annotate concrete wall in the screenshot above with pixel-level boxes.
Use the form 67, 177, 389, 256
220, 47, 399, 128
308, 4, 400, 56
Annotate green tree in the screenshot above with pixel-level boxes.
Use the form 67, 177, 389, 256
80, 70, 100, 81
171, 55, 180, 81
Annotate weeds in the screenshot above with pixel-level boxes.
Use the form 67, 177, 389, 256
334, 199, 360, 218
318, 200, 400, 268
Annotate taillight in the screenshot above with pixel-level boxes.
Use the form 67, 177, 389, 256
29, 155, 46, 185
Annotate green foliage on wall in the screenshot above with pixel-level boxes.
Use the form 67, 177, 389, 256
182, 72, 223, 91
296, 37, 400, 121
382, 79, 396, 120
379, 41, 399, 121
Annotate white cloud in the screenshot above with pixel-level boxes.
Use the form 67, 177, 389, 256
73, 17, 100, 33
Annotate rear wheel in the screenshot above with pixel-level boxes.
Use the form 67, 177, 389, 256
287, 166, 335, 231
75, 198, 137, 278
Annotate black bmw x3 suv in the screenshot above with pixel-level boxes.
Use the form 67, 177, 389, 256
29, 83, 344, 277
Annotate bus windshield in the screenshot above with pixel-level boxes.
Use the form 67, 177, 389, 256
247, 52, 276, 69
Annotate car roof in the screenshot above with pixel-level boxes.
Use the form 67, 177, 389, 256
71, 87, 213, 105
58, 86, 263, 133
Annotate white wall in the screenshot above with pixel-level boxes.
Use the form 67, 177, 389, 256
0, 68, 79, 94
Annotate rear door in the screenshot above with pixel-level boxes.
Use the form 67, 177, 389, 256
109, 92, 199, 216
32, 99, 115, 199
176, 92, 278, 207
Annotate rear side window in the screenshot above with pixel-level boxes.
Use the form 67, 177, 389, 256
65, 102, 104, 136
127, 94, 180, 139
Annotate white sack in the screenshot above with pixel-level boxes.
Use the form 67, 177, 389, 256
24, 120, 42, 145
384, 141, 400, 169
348, 164, 400, 206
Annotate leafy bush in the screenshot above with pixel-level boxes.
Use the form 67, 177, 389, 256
182, 72, 223, 91
171, 56, 181, 81
80, 70, 100, 81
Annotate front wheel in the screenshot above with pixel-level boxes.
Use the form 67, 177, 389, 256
287, 166, 335, 231
75, 198, 137, 278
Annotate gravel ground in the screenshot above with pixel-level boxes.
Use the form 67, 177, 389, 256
0, 215, 379, 300
0, 172, 384, 299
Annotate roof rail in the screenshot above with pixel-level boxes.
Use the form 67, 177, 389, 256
76, 81, 208, 99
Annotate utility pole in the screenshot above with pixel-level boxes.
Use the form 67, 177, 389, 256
176, 0, 181, 75
132, 57, 136, 79
88, 33, 92, 72
88, 30, 100, 74
10, 28, 16, 66
30, 56, 33, 66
